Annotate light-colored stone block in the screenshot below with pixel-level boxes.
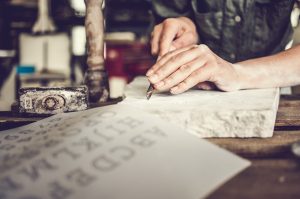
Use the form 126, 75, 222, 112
121, 77, 280, 138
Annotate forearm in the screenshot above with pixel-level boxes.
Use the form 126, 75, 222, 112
235, 45, 300, 89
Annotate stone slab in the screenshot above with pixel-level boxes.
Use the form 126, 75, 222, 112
121, 77, 280, 138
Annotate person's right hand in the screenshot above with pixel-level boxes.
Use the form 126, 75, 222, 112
151, 17, 199, 58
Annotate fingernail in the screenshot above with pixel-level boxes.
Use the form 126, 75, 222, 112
146, 69, 154, 76
170, 86, 179, 94
155, 81, 164, 88
149, 74, 158, 82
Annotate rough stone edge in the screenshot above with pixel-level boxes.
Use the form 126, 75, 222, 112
189, 88, 280, 138
138, 88, 280, 138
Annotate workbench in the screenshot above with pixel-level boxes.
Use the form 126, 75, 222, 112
207, 95, 300, 199
1, 95, 300, 199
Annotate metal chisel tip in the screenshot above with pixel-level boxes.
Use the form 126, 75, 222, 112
146, 84, 154, 100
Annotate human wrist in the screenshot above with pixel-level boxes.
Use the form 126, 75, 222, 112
232, 62, 265, 90
231, 63, 250, 90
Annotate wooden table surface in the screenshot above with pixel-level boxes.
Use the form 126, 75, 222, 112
207, 95, 300, 199
1, 95, 300, 199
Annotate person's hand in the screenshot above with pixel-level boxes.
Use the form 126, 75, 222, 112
146, 45, 242, 94
151, 17, 199, 58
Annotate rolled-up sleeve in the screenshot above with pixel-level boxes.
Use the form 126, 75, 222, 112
151, 0, 192, 23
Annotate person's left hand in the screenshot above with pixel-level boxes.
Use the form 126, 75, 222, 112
146, 44, 241, 94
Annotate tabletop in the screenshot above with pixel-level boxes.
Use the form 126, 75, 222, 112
1, 95, 300, 199
207, 95, 300, 199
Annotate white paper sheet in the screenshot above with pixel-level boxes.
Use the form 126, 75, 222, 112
0, 105, 250, 199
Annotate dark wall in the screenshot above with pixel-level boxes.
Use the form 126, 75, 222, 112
106, 0, 153, 36
0, 0, 12, 50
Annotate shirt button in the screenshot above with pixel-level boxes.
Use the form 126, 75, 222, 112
230, 53, 236, 60
234, 15, 242, 23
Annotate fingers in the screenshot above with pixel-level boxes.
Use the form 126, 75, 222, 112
148, 39, 237, 94
158, 19, 179, 57
148, 45, 202, 84
146, 45, 197, 77
153, 55, 207, 91
151, 19, 178, 57
151, 17, 198, 58
151, 25, 163, 55
148, 45, 213, 90
148, 43, 222, 95
170, 64, 213, 94
156, 44, 177, 60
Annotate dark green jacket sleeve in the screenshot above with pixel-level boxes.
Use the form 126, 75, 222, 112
151, 0, 193, 23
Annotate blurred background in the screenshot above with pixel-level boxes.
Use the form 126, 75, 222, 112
1, 0, 300, 111
0, 0, 155, 110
